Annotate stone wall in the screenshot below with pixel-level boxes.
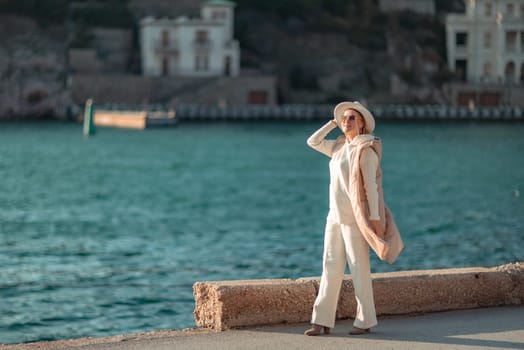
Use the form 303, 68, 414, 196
72, 74, 153, 105
69, 49, 102, 74
72, 74, 217, 105
173, 76, 277, 106
444, 82, 524, 107
71, 74, 277, 106
193, 262, 523, 331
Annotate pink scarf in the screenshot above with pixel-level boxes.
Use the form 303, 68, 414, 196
348, 136, 404, 264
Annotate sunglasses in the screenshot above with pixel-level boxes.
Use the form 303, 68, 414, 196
341, 115, 361, 121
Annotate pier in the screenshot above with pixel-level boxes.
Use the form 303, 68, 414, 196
93, 109, 177, 129
94, 103, 524, 122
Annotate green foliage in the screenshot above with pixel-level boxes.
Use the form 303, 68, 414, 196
398, 67, 416, 84
0, 0, 133, 27
71, 1, 134, 28
432, 68, 454, 85
236, 0, 385, 49
321, 0, 348, 16
390, 11, 447, 59
435, 0, 464, 14
347, 15, 387, 50
70, 21, 94, 48
324, 92, 348, 104
236, 0, 374, 22
289, 64, 319, 91
0, 0, 68, 24
236, 0, 317, 18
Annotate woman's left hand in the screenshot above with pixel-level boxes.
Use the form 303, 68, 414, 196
370, 220, 384, 238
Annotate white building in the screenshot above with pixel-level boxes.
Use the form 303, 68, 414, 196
446, 0, 524, 84
139, 0, 240, 77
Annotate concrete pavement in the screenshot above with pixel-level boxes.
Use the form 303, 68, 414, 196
2, 306, 523, 350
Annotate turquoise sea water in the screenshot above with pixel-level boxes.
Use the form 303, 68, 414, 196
0, 121, 523, 344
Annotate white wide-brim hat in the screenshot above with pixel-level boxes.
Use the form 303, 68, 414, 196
333, 101, 375, 133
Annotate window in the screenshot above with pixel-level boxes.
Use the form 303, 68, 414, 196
482, 62, 492, 81
521, 31, 524, 52
195, 30, 208, 43
505, 31, 517, 52
194, 54, 209, 71
212, 11, 227, 20
505, 61, 515, 82
521, 4, 524, 18
456, 32, 468, 47
455, 59, 467, 81
248, 90, 268, 104
162, 30, 169, 48
507, 3, 514, 16
194, 55, 198, 70
485, 3, 492, 16
162, 56, 169, 76
483, 62, 492, 75
484, 32, 491, 48
457, 92, 475, 106
224, 56, 232, 76
479, 92, 500, 106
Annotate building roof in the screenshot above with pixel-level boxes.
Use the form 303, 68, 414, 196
205, 0, 236, 7
139, 15, 223, 27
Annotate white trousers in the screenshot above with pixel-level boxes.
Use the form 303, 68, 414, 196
311, 220, 378, 329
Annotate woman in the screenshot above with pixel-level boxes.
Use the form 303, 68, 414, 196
304, 101, 403, 336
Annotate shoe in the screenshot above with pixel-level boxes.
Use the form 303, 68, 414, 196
304, 324, 331, 336
349, 326, 370, 335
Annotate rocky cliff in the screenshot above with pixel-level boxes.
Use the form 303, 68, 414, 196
0, 15, 73, 120
235, 3, 454, 104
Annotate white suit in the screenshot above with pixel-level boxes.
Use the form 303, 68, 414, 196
307, 121, 378, 330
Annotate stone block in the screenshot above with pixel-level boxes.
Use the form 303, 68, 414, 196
194, 278, 317, 330
193, 263, 523, 331
372, 267, 515, 315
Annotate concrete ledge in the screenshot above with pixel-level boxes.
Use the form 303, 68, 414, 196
193, 262, 523, 330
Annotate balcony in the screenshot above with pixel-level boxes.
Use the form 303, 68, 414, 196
224, 40, 239, 51
454, 45, 467, 57
154, 40, 179, 55
192, 39, 212, 52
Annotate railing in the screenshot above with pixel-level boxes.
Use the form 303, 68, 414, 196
96, 103, 524, 121
224, 40, 239, 50
454, 46, 467, 56
192, 39, 212, 51
154, 40, 179, 55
